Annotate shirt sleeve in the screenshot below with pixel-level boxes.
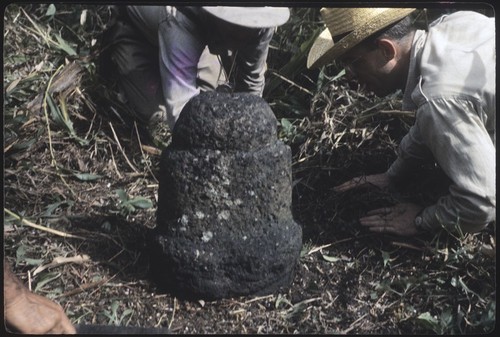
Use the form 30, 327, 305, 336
233, 28, 274, 96
386, 123, 434, 183
405, 98, 495, 233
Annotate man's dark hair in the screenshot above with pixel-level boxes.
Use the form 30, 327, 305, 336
363, 14, 417, 48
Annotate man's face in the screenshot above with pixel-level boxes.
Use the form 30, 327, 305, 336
338, 41, 399, 97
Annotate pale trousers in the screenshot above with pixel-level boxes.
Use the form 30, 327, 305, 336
107, 6, 225, 124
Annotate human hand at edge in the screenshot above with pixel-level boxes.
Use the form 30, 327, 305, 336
334, 173, 391, 193
4, 263, 76, 334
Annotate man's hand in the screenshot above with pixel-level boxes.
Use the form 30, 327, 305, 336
4, 262, 76, 334
359, 203, 423, 236
5, 290, 76, 334
334, 173, 391, 193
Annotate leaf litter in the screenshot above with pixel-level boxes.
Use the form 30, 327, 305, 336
3, 4, 495, 334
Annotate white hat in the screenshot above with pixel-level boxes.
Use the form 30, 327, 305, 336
307, 8, 417, 69
203, 6, 290, 28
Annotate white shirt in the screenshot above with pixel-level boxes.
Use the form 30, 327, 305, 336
387, 11, 496, 233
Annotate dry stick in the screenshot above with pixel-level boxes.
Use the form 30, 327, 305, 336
79, 87, 98, 140
4, 208, 85, 239
28, 270, 32, 291
108, 121, 139, 173
55, 277, 108, 298
134, 121, 159, 183
167, 297, 177, 330
306, 235, 372, 256
342, 313, 369, 334
244, 294, 275, 304
390, 241, 426, 251
379, 110, 416, 117
108, 142, 123, 179
268, 70, 314, 96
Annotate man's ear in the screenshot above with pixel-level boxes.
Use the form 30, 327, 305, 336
376, 38, 397, 60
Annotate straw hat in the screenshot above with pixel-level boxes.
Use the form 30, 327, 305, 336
307, 8, 416, 69
203, 6, 290, 28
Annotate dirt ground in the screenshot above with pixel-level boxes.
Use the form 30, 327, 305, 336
3, 4, 496, 335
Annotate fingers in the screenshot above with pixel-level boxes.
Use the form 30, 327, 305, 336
334, 176, 366, 193
334, 173, 390, 193
365, 207, 392, 216
360, 207, 394, 233
359, 214, 386, 228
53, 318, 76, 334
359, 205, 418, 237
360, 216, 393, 234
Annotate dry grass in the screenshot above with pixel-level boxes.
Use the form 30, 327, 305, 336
3, 4, 495, 334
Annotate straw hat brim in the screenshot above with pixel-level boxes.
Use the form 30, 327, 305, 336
203, 6, 290, 28
307, 8, 416, 69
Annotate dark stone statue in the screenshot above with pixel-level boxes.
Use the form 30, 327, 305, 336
151, 91, 302, 300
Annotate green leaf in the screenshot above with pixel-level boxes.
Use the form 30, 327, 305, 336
381, 250, 391, 267
16, 245, 27, 264
10, 138, 37, 152
416, 312, 440, 333
15, 244, 44, 266
47, 94, 67, 127
128, 197, 153, 209
35, 272, 61, 292
45, 4, 56, 17
115, 189, 128, 202
439, 308, 453, 329
54, 33, 77, 56
332, 68, 346, 81
43, 200, 65, 216
73, 172, 103, 181
24, 257, 45, 266
46, 95, 87, 145
280, 118, 292, 130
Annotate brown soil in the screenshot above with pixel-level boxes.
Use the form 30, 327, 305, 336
3, 4, 495, 335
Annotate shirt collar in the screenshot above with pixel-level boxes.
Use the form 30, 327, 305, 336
402, 29, 427, 111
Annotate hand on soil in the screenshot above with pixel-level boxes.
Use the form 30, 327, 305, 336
359, 203, 423, 236
334, 173, 390, 193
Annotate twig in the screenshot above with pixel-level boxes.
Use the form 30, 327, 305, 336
108, 142, 123, 179
168, 297, 177, 330
380, 110, 416, 117
4, 208, 85, 239
134, 121, 159, 183
305, 243, 332, 256
33, 254, 90, 276
342, 313, 368, 334
55, 277, 108, 298
306, 236, 372, 256
108, 121, 139, 173
390, 241, 426, 251
269, 70, 314, 96
244, 294, 275, 304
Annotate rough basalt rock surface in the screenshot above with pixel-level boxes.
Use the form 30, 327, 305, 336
151, 91, 302, 300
